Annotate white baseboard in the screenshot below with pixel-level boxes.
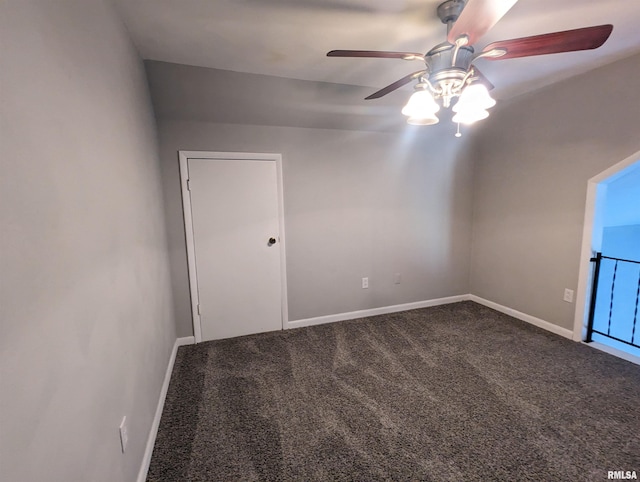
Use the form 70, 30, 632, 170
288, 295, 574, 341
469, 295, 573, 339
287, 294, 470, 329
137, 336, 195, 482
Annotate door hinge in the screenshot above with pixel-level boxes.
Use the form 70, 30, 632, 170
186, 179, 191, 191
197, 304, 201, 315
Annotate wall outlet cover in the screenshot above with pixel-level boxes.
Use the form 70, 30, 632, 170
563, 288, 574, 303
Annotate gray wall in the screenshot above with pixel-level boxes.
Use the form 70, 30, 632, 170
146, 61, 413, 133
0, 1, 175, 481
147, 63, 476, 337
470, 54, 640, 330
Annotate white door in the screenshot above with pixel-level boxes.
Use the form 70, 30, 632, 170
186, 156, 284, 341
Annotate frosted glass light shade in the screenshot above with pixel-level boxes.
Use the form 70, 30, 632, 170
453, 83, 496, 113
452, 109, 489, 125
407, 114, 439, 125
452, 84, 494, 125
402, 90, 439, 118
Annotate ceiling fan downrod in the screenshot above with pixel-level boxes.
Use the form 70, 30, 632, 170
436, 0, 466, 35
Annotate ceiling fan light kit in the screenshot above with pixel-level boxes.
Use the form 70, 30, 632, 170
327, 0, 613, 135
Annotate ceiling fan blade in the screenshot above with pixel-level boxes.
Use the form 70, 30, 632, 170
447, 0, 518, 46
365, 70, 427, 100
327, 50, 425, 61
482, 24, 613, 60
471, 66, 494, 90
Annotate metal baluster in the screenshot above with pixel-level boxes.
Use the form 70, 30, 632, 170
607, 260, 618, 336
586, 252, 602, 343
632, 267, 640, 346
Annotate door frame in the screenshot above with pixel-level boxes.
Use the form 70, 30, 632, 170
573, 149, 640, 342
178, 151, 289, 343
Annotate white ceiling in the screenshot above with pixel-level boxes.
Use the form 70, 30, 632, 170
114, 0, 640, 100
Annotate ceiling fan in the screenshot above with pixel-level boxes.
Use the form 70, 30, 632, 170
327, 0, 613, 130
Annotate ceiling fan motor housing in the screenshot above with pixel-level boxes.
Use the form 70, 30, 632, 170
426, 43, 474, 74
424, 43, 475, 106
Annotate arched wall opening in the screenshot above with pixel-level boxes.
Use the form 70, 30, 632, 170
574, 151, 640, 362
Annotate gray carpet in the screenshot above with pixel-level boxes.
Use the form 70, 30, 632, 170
147, 301, 640, 481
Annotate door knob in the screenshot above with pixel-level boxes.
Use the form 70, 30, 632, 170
268, 237, 277, 246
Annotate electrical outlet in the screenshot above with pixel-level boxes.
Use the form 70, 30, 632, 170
362, 277, 369, 289
119, 416, 128, 453
394, 273, 401, 285
563, 288, 574, 303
